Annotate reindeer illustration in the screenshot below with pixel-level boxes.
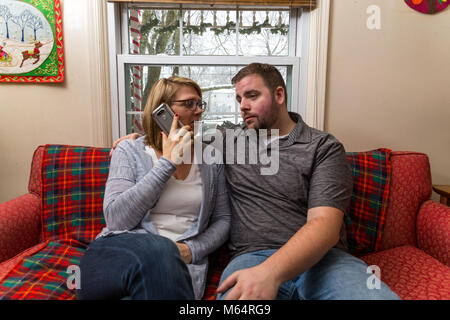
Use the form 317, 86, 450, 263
20, 41, 43, 68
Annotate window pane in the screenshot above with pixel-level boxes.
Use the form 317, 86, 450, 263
238, 10, 290, 56
183, 10, 237, 56
128, 9, 181, 55
125, 64, 289, 134
128, 8, 290, 57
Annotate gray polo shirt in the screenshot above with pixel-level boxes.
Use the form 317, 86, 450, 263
224, 112, 353, 258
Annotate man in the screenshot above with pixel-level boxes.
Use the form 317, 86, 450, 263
213, 63, 398, 300
113, 63, 400, 300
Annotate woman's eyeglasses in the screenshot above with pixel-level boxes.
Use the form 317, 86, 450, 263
172, 99, 207, 111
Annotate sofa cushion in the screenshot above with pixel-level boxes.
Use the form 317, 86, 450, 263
380, 152, 432, 250
41, 145, 110, 244
0, 241, 230, 301
0, 239, 86, 300
202, 244, 231, 300
361, 246, 450, 300
344, 149, 392, 255
0, 242, 49, 283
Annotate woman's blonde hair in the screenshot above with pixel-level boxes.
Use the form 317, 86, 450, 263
142, 76, 202, 152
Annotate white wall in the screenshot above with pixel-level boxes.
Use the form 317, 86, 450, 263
0, 0, 110, 202
325, 0, 450, 200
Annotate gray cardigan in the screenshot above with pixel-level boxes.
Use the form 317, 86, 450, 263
97, 136, 231, 299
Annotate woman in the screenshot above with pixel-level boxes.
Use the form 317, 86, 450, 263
76, 77, 231, 300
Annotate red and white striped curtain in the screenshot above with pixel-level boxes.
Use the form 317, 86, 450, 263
130, 9, 144, 133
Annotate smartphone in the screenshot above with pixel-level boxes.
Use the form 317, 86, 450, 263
152, 103, 184, 136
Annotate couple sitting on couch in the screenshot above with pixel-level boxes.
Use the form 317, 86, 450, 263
76, 63, 399, 300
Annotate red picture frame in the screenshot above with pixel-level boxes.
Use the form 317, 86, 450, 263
0, 0, 64, 83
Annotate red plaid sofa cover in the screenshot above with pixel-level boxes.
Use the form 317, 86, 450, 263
0, 145, 392, 300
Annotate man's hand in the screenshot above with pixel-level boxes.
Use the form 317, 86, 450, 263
176, 243, 192, 265
216, 264, 282, 300
217, 207, 344, 300
110, 132, 142, 156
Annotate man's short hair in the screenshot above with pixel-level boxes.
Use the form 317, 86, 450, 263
231, 63, 288, 103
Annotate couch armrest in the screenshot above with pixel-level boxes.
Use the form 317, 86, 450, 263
0, 194, 41, 263
417, 200, 450, 267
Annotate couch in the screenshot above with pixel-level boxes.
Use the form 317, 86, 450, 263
0, 145, 449, 300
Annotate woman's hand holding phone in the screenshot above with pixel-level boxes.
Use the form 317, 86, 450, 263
161, 114, 193, 165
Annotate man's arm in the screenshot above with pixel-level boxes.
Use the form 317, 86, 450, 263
217, 206, 343, 300
110, 133, 141, 156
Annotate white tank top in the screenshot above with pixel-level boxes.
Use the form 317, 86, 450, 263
145, 146, 202, 242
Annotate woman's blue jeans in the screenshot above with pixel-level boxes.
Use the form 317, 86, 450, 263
76, 233, 194, 300
217, 248, 401, 300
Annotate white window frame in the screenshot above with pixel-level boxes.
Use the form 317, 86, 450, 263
106, 1, 330, 142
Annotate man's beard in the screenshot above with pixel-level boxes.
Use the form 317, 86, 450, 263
246, 99, 278, 135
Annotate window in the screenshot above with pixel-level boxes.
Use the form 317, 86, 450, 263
107, 2, 312, 138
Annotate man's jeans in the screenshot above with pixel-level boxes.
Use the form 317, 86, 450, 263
76, 233, 194, 300
217, 248, 400, 300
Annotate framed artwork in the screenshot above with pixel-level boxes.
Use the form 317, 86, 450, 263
0, 0, 64, 83
404, 0, 449, 14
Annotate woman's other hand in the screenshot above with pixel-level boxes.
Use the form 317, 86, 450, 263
176, 243, 192, 264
